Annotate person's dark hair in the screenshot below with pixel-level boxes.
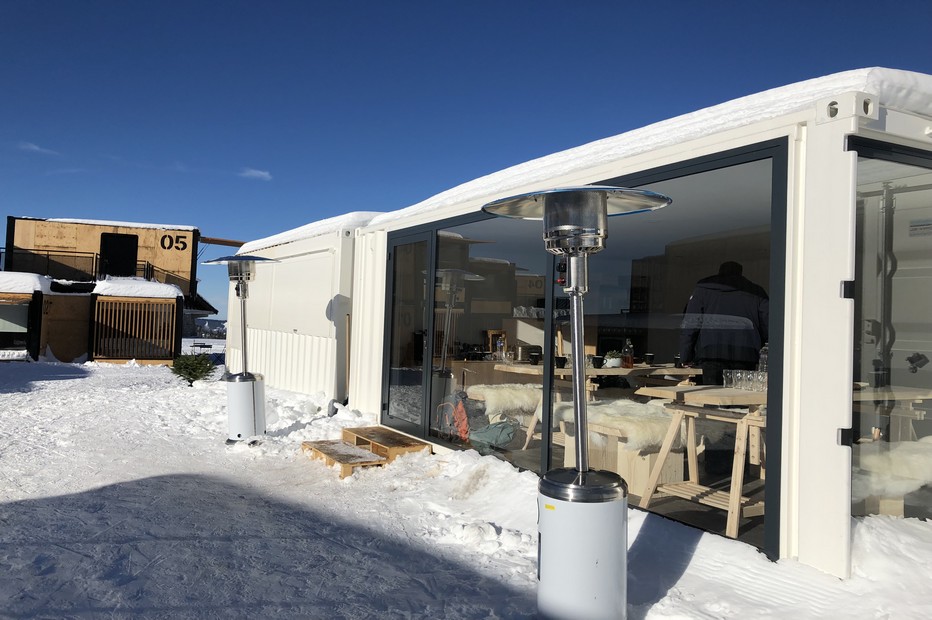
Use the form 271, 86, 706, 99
718, 261, 743, 276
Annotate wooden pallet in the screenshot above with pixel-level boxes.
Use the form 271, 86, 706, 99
301, 440, 387, 479
341, 426, 432, 462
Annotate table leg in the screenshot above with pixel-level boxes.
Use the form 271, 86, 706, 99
686, 416, 699, 483
725, 419, 750, 538
638, 409, 685, 508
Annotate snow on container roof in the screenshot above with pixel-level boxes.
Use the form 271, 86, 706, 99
0, 272, 52, 294
238, 211, 382, 254
19, 216, 199, 232
369, 67, 932, 227
93, 277, 182, 298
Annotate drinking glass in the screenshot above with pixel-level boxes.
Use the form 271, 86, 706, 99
734, 369, 747, 390
722, 369, 735, 388
756, 370, 768, 392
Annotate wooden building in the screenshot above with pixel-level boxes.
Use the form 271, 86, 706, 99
2, 217, 216, 363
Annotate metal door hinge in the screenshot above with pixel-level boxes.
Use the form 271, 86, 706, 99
838, 427, 854, 447
841, 280, 855, 299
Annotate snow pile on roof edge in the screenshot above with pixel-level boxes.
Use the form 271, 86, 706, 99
238, 211, 383, 254
94, 277, 182, 298
43, 218, 198, 231
0, 272, 52, 294
369, 67, 932, 227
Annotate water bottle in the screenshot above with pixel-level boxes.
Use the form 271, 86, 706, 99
496, 336, 505, 361
757, 342, 769, 372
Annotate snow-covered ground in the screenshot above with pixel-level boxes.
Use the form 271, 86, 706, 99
1, 360, 931, 619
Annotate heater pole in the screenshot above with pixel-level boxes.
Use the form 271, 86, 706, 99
236, 282, 248, 375
567, 254, 590, 473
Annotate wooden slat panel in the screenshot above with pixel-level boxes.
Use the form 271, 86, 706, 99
93, 297, 177, 361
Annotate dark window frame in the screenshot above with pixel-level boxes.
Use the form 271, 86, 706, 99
383, 137, 789, 559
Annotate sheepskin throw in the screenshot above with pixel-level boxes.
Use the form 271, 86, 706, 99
465, 383, 542, 417
852, 436, 932, 501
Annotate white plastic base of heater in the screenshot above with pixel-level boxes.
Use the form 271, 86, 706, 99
226, 377, 266, 441
538, 492, 627, 620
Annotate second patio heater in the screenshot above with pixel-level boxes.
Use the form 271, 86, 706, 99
204, 254, 277, 444
436, 268, 485, 376
483, 186, 671, 620
432, 269, 485, 418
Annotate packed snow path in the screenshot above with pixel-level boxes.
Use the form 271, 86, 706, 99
1, 361, 931, 618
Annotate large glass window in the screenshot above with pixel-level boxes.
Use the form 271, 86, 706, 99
556, 157, 776, 548
384, 143, 784, 552
851, 151, 932, 520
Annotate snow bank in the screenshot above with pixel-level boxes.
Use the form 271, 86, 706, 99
2, 361, 931, 618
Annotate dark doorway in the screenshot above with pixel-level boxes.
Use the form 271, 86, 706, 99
99, 233, 138, 278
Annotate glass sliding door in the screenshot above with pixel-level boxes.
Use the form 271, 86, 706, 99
851, 144, 932, 519
382, 234, 432, 436
592, 143, 785, 553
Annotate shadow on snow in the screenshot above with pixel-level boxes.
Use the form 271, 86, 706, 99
0, 474, 536, 619
0, 362, 90, 395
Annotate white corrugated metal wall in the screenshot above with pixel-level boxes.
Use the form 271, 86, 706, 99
226, 328, 337, 395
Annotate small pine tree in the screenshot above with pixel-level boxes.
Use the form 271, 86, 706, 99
172, 354, 216, 386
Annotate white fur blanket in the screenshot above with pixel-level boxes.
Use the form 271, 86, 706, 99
852, 436, 932, 501
467, 384, 731, 452
549, 399, 682, 452
549, 398, 730, 452
465, 383, 542, 417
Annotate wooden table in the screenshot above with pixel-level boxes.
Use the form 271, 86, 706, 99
634, 385, 767, 538
496, 362, 698, 378
852, 386, 932, 402
494, 362, 700, 395
851, 385, 932, 442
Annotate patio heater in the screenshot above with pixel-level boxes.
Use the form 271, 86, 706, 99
483, 186, 670, 620
426, 269, 485, 421
436, 269, 484, 372
204, 255, 277, 444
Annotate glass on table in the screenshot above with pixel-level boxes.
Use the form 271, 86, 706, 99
755, 370, 768, 392
734, 369, 748, 390
722, 369, 735, 388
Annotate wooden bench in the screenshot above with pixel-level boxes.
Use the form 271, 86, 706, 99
560, 420, 683, 498
638, 401, 766, 538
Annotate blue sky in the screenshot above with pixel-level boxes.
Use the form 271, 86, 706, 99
3, 1, 932, 317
